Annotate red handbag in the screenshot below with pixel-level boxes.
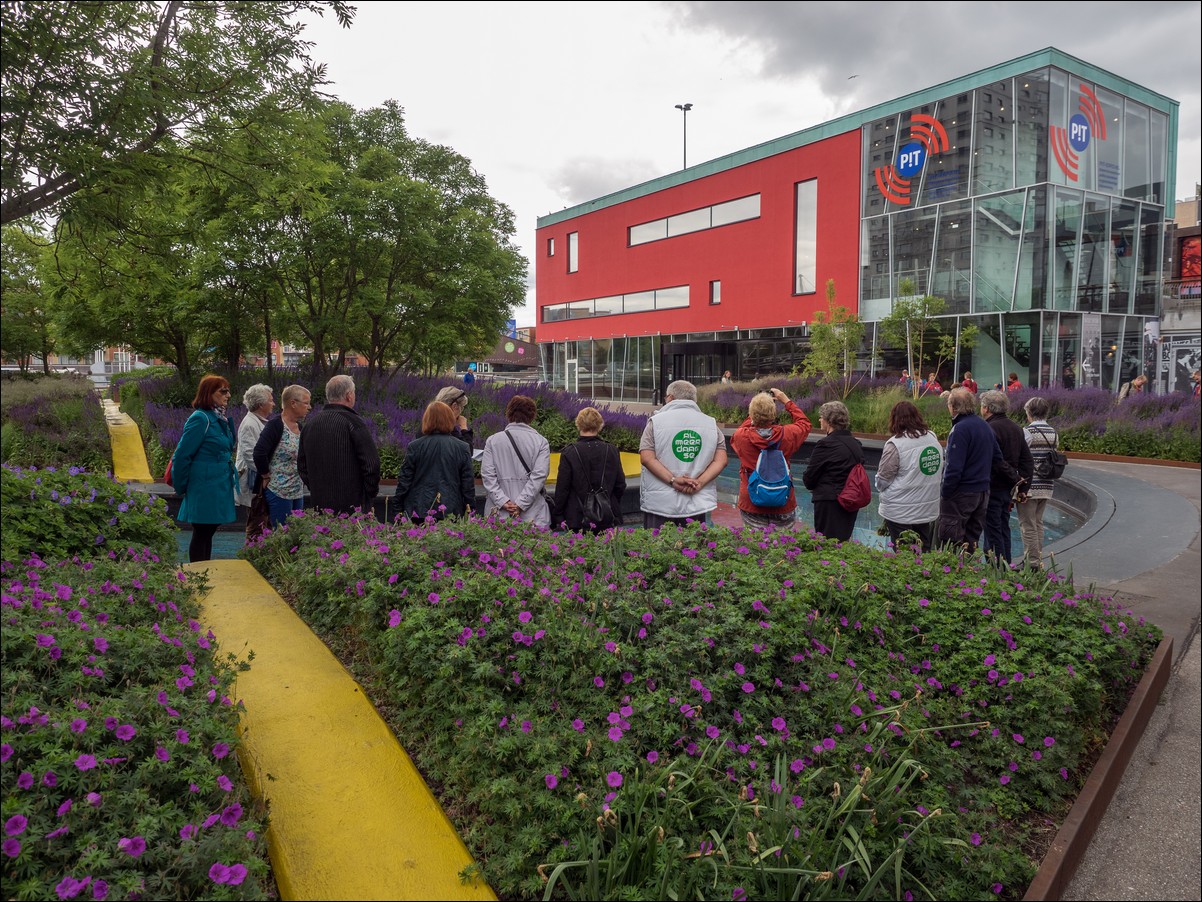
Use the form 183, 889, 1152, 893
837, 463, 871, 512
163, 457, 174, 487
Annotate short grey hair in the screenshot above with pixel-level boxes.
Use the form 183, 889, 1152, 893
242, 383, 273, 412
434, 386, 468, 408
665, 380, 697, 401
1024, 396, 1050, 419
947, 387, 977, 416
979, 390, 1010, 415
326, 374, 355, 403
818, 400, 850, 430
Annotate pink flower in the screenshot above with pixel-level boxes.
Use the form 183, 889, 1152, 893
388, 610, 402, 628
545, 774, 558, 790
74, 754, 97, 771
606, 771, 623, 788
212, 742, 230, 759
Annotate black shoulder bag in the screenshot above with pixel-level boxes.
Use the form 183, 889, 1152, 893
571, 443, 615, 528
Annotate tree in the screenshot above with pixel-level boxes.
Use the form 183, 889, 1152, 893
878, 278, 977, 398
1, 0, 354, 224
0, 223, 55, 371
801, 279, 865, 399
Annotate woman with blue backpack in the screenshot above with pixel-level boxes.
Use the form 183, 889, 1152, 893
730, 387, 812, 529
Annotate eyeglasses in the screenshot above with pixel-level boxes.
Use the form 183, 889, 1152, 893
216, 388, 231, 395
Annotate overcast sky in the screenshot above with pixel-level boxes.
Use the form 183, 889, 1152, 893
299, 0, 1201, 327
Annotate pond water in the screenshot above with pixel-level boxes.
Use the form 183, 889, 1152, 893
714, 459, 1080, 552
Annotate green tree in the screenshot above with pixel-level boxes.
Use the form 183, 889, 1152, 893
0, 223, 55, 371
801, 279, 865, 399
1, 0, 354, 224
878, 278, 977, 398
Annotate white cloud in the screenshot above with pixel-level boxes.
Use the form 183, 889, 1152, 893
300, 0, 1202, 327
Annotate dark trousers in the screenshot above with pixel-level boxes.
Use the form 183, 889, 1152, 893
813, 499, 857, 542
981, 491, 1013, 566
938, 491, 989, 552
264, 488, 304, 528
884, 518, 935, 552
188, 523, 219, 563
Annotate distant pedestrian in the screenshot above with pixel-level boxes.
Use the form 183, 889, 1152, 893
297, 375, 380, 516
1006, 372, 1023, 392
720, 370, 733, 384
1193, 370, 1201, 398
463, 368, 476, 388
1117, 373, 1147, 400
1017, 396, 1058, 571
172, 375, 237, 563
961, 372, 979, 394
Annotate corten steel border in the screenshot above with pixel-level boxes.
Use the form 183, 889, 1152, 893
1022, 636, 1175, 901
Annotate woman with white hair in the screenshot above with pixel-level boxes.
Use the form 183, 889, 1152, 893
235, 383, 274, 509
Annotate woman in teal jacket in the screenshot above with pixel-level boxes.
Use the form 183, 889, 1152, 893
172, 374, 238, 562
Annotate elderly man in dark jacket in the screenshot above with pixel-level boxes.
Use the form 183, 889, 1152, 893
297, 374, 381, 516
979, 390, 1034, 567
939, 388, 1015, 553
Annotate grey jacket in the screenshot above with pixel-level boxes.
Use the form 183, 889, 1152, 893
481, 423, 551, 526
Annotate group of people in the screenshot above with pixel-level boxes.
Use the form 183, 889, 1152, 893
172, 371, 1065, 570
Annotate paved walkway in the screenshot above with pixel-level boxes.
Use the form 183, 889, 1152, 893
101, 399, 153, 483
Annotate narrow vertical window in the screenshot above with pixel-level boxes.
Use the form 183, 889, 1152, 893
795, 180, 817, 294
547, 237, 555, 256
710, 280, 721, 305
568, 232, 579, 273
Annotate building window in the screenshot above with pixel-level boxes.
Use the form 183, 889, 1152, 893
547, 237, 555, 256
629, 195, 760, 246
710, 280, 721, 305
568, 232, 578, 273
795, 179, 817, 294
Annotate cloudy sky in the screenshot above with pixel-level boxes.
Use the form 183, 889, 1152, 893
299, 0, 1201, 327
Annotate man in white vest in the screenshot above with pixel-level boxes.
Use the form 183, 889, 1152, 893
639, 380, 728, 528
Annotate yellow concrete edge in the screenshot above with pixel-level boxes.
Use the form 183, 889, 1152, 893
547, 450, 643, 485
101, 400, 154, 483
189, 559, 496, 902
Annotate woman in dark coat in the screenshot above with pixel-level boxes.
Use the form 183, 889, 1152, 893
550, 406, 626, 532
172, 374, 238, 562
801, 400, 865, 542
395, 401, 475, 522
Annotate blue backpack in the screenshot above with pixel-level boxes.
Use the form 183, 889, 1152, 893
747, 440, 792, 508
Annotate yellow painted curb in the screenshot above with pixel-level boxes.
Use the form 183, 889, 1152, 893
190, 559, 495, 902
101, 400, 154, 483
547, 450, 643, 485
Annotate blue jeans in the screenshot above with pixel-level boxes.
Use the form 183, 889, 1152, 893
263, 488, 304, 527
981, 491, 1013, 565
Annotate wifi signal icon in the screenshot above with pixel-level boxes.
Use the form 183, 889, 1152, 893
909, 113, 950, 155
1077, 84, 1107, 144
1050, 125, 1079, 181
875, 166, 912, 204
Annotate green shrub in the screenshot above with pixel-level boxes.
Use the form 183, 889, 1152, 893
1, 466, 174, 562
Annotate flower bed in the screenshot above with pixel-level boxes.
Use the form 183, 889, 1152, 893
244, 512, 1161, 900
1, 467, 272, 900
1, 375, 111, 473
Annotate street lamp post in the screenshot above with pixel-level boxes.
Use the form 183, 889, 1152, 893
674, 103, 693, 169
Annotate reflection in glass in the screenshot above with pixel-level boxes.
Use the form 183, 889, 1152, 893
1094, 85, 1124, 195
893, 205, 937, 296
656, 286, 690, 309
795, 179, 817, 294
931, 201, 972, 313
712, 195, 760, 226
1017, 186, 1047, 310
1124, 100, 1150, 201
1109, 199, 1137, 314
623, 291, 655, 313
629, 220, 667, 245
667, 207, 711, 237
1014, 69, 1050, 186
594, 295, 623, 316
973, 191, 1025, 312
1135, 204, 1161, 316
971, 81, 1014, 195
1052, 190, 1082, 310
1077, 194, 1109, 313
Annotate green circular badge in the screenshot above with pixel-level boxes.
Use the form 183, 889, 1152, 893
505, 341, 515, 353
672, 429, 704, 462
919, 445, 942, 476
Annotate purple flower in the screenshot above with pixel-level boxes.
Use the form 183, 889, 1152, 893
606, 771, 623, 788
180, 824, 198, 840
176, 729, 190, 744
117, 836, 146, 857
86, 792, 102, 807
545, 774, 558, 790
571, 719, 585, 732
55, 875, 91, 899
1012, 733, 1025, 744
1044, 736, 1056, 747
771, 717, 786, 731
741, 682, 755, 693
0, 744, 11, 763
212, 742, 230, 759
593, 676, 605, 688
70, 719, 87, 733
518, 611, 533, 623
115, 724, 135, 741
209, 862, 248, 885
220, 804, 243, 827
74, 754, 97, 771
16, 772, 33, 790
155, 746, 170, 762
5, 815, 28, 836
646, 750, 659, 764
217, 775, 233, 792
43, 771, 58, 787
2, 839, 20, 858
388, 610, 402, 628
971, 832, 982, 845
608, 726, 623, 741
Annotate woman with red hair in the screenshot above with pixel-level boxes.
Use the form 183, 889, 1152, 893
171, 374, 237, 562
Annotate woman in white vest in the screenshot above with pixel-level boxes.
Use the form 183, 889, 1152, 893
875, 400, 944, 551
638, 380, 728, 529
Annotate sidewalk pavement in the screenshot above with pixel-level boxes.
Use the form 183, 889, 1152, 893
1049, 460, 1201, 901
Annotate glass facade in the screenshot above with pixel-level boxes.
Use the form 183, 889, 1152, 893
859, 64, 1166, 392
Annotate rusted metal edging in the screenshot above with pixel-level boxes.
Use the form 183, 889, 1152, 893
1023, 636, 1175, 900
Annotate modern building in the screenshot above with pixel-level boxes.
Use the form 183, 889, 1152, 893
535, 47, 1184, 402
